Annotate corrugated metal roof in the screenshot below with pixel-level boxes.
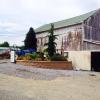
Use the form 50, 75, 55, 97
35, 9, 98, 33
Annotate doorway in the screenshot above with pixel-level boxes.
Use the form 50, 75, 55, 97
91, 52, 100, 72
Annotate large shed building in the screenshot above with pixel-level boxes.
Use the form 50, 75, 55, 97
35, 9, 100, 71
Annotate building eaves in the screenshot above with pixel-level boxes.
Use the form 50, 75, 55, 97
35, 9, 99, 33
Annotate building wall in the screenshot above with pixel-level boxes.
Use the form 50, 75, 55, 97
36, 32, 48, 51
67, 51, 91, 70
83, 10, 100, 50
83, 41, 100, 50
36, 24, 83, 52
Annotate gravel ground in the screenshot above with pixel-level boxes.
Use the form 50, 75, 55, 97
0, 59, 98, 80
0, 59, 100, 100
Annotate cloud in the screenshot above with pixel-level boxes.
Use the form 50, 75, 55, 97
0, 0, 100, 45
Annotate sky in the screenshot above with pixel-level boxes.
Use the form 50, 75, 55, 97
0, 0, 100, 46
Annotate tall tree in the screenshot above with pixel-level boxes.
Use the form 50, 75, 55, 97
0, 41, 9, 47
45, 24, 57, 57
24, 27, 37, 50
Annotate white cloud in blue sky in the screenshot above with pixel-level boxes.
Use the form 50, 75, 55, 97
0, 0, 100, 46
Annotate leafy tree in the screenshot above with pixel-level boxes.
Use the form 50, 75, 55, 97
0, 41, 9, 47
24, 27, 37, 51
45, 24, 57, 57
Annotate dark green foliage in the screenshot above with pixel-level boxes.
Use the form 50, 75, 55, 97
29, 52, 44, 60
45, 24, 57, 57
50, 53, 67, 61
17, 53, 38, 60
24, 27, 37, 50
38, 52, 44, 60
28, 53, 38, 59
17, 52, 45, 61
0, 41, 9, 47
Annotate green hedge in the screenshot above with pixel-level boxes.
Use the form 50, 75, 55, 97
50, 53, 67, 61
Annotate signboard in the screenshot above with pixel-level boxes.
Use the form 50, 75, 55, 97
10, 51, 15, 63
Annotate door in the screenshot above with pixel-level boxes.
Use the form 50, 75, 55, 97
91, 52, 100, 72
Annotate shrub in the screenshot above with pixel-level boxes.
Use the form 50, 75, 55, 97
38, 52, 44, 60
17, 52, 46, 61
23, 55, 31, 60
17, 55, 31, 60
17, 56, 24, 60
17, 53, 40, 60
28, 53, 38, 60
50, 53, 67, 61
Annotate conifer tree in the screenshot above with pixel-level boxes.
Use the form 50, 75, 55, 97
24, 27, 37, 50
46, 24, 57, 57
